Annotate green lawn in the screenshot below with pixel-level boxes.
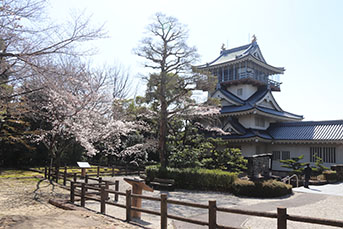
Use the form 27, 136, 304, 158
0, 169, 42, 179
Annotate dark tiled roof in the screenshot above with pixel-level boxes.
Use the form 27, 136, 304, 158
218, 89, 244, 104
219, 88, 303, 120
222, 129, 272, 140
268, 120, 343, 141
246, 89, 268, 104
221, 104, 253, 113
257, 107, 304, 120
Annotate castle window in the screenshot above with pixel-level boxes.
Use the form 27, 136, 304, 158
237, 88, 243, 96
310, 147, 336, 163
281, 151, 290, 160
272, 151, 280, 161
255, 117, 265, 127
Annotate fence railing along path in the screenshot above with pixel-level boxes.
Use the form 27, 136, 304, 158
69, 180, 343, 229
39, 165, 143, 187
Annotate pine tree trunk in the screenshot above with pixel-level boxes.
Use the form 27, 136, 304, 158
158, 100, 168, 168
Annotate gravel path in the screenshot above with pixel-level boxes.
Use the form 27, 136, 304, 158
86, 176, 343, 229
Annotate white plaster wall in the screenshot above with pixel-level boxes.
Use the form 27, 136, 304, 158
258, 100, 275, 109
221, 100, 234, 106
266, 144, 343, 171
238, 115, 270, 130
226, 84, 257, 100
241, 143, 257, 157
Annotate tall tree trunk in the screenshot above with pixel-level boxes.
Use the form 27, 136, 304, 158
158, 100, 168, 168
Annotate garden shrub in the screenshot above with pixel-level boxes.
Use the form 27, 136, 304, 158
323, 170, 337, 182
232, 179, 292, 198
231, 179, 255, 196
145, 165, 237, 191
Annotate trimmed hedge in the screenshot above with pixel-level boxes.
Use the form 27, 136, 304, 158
232, 179, 293, 198
323, 170, 337, 182
146, 166, 292, 197
145, 165, 237, 192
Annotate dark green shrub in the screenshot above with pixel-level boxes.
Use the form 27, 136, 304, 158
323, 170, 337, 182
232, 179, 292, 198
145, 165, 237, 191
231, 179, 255, 196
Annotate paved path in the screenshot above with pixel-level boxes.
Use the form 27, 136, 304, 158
81, 176, 343, 228
174, 183, 343, 229
172, 192, 326, 228
293, 182, 343, 196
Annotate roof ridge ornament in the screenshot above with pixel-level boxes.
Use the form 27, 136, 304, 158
252, 34, 257, 43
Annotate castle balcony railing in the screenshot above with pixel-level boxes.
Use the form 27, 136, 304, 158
221, 72, 281, 91
268, 79, 281, 91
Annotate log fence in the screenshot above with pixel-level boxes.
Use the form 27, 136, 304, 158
39, 166, 343, 229
69, 180, 343, 229
40, 165, 142, 190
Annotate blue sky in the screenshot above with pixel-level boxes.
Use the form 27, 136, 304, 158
48, 0, 343, 121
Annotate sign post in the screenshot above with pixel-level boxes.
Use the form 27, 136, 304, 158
77, 162, 91, 178
124, 177, 153, 219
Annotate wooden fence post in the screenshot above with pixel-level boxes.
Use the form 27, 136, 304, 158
112, 167, 114, 177
63, 166, 67, 186
277, 207, 287, 229
114, 180, 119, 202
161, 193, 168, 229
48, 166, 51, 180
44, 166, 47, 179
81, 183, 86, 207
105, 181, 109, 200
70, 181, 75, 203
209, 200, 217, 229
100, 186, 106, 214
97, 166, 100, 177
84, 175, 88, 193
73, 173, 77, 182
55, 167, 59, 183
126, 189, 131, 222
98, 177, 102, 184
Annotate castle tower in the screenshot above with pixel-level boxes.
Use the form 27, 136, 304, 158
197, 38, 343, 172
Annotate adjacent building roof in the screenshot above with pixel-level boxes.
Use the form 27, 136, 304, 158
268, 120, 343, 141
223, 120, 343, 142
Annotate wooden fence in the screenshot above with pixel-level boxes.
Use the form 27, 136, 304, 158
42, 165, 144, 185
69, 180, 343, 229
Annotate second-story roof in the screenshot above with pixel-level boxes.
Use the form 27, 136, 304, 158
218, 87, 303, 121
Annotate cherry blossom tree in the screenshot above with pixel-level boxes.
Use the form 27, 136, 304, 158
26, 57, 154, 168
0, 0, 105, 157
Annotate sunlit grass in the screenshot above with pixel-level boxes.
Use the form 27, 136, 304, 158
31, 166, 120, 175
0, 169, 42, 178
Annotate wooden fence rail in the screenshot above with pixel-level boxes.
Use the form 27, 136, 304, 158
42, 165, 144, 183
68, 180, 343, 229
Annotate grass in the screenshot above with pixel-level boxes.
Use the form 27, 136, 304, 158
0, 169, 42, 179
31, 166, 120, 175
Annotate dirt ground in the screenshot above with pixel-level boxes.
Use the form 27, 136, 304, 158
0, 177, 137, 229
